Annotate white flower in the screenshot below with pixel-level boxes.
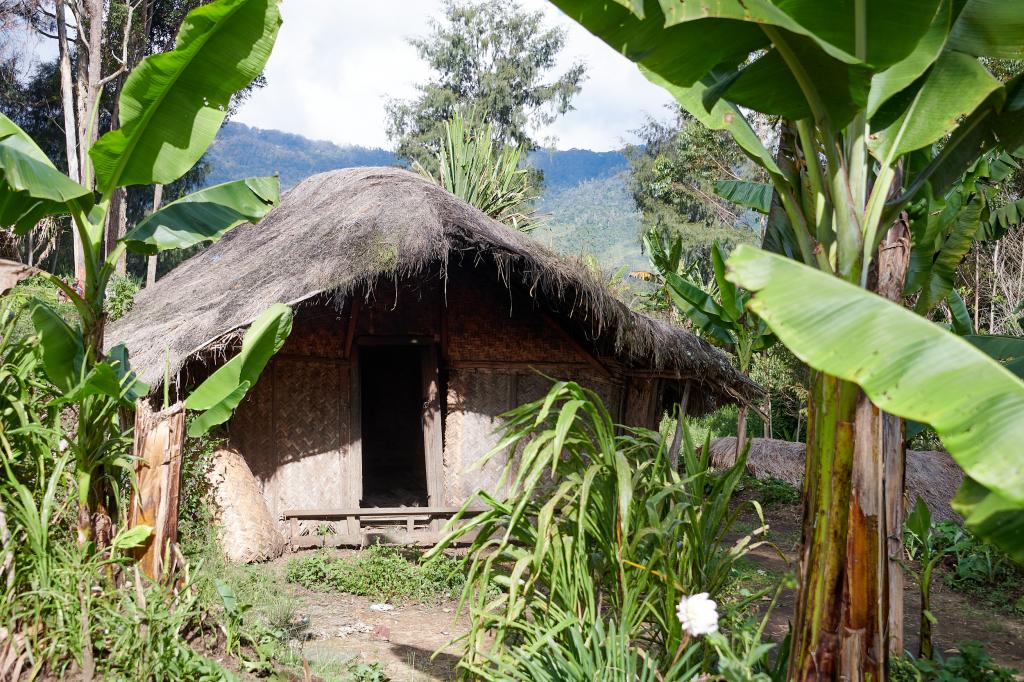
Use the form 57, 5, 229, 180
676, 592, 718, 636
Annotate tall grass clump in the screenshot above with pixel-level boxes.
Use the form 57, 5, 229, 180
430, 380, 779, 680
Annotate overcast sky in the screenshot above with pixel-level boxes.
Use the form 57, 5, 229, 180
231, 0, 676, 152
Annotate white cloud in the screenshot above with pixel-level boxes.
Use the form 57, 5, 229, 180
233, 0, 675, 151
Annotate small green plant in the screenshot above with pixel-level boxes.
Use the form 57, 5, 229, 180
928, 520, 1024, 610
286, 545, 465, 603
904, 498, 961, 660
889, 642, 1018, 682
428, 380, 775, 679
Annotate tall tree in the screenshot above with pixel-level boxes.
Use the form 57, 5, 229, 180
628, 108, 765, 231
385, 0, 585, 168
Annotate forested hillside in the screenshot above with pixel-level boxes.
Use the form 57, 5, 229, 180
205, 123, 644, 268
205, 123, 398, 188
533, 174, 645, 271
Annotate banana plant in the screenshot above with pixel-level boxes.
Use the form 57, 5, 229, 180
0, 0, 283, 548
551, 1, 1024, 677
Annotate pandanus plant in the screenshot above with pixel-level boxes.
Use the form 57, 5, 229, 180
0, 0, 292, 548
551, 1, 1024, 678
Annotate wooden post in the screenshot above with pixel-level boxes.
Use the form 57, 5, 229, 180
127, 400, 185, 581
422, 346, 444, 530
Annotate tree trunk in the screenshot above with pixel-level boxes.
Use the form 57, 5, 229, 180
990, 241, 1000, 332
55, 0, 86, 284
839, 219, 910, 678
974, 248, 981, 331
146, 185, 163, 286
788, 372, 859, 680
127, 401, 186, 580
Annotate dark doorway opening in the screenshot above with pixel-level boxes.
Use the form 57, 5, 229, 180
359, 346, 428, 507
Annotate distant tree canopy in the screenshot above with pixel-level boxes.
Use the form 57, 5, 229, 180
385, 0, 585, 169
627, 108, 766, 235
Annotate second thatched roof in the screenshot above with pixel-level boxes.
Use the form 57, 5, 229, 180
110, 167, 760, 413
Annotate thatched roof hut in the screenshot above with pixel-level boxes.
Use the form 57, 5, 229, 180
112, 167, 759, 550
708, 437, 965, 521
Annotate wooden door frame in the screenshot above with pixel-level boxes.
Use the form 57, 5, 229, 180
352, 338, 444, 510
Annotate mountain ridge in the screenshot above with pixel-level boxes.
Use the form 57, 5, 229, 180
204, 122, 645, 270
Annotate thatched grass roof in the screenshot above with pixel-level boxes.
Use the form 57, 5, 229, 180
708, 437, 965, 521
110, 167, 760, 413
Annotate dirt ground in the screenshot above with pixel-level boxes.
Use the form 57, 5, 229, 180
737, 500, 1024, 671
267, 500, 1024, 680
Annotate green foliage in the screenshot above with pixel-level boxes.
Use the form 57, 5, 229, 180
416, 111, 540, 231
185, 302, 293, 436
104, 273, 141, 322
428, 380, 776, 679
533, 174, 648, 273
177, 428, 222, 557
648, 235, 774, 369
285, 544, 466, 604
123, 176, 280, 255
924, 520, 1024, 613
627, 108, 766, 232
89, 0, 281, 192
385, 0, 584, 167
744, 476, 801, 507
890, 642, 1018, 682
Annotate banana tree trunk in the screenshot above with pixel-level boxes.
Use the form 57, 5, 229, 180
127, 400, 186, 580
838, 220, 911, 678
789, 372, 859, 680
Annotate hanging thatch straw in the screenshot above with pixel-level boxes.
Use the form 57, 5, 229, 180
708, 437, 965, 521
110, 167, 761, 414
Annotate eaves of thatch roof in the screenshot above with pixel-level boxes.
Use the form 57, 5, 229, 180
109, 167, 761, 414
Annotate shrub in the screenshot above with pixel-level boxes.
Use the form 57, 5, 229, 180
745, 475, 801, 506
104, 273, 141, 322
286, 545, 465, 603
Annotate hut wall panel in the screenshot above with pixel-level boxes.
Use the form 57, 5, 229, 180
443, 367, 625, 506
278, 308, 346, 358
443, 369, 512, 505
267, 357, 346, 517
230, 363, 276, 500
355, 278, 442, 338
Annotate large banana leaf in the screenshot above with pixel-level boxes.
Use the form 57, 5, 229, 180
869, 51, 1001, 163
866, 0, 952, 118
965, 334, 1024, 379
123, 177, 279, 255
185, 303, 292, 437
89, 0, 281, 193
31, 304, 84, 393
726, 245, 1024, 519
952, 478, 1024, 563
0, 114, 91, 232
948, 0, 1024, 58
910, 194, 984, 314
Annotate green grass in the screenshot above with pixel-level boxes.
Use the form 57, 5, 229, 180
286, 544, 466, 604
